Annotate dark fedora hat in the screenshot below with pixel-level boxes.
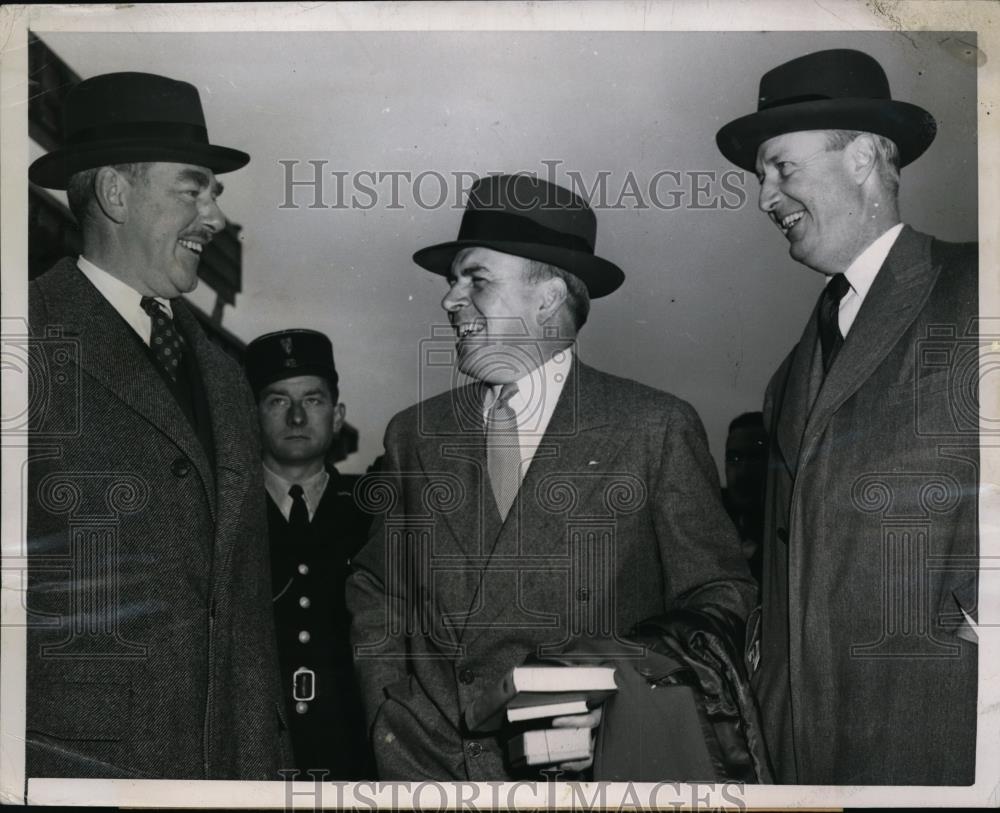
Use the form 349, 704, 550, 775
29, 71, 250, 190
716, 49, 936, 172
412, 174, 625, 298
245, 329, 339, 398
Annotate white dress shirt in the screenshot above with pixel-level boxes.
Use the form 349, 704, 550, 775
482, 347, 573, 482
263, 464, 330, 523
836, 222, 904, 337
77, 255, 173, 346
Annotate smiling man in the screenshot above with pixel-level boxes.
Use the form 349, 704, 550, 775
716, 49, 979, 784
245, 329, 374, 778
26, 72, 289, 778
346, 174, 756, 780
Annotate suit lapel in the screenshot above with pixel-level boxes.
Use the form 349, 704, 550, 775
48, 263, 216, 515
799, 227, 938, 468
774, 299, 823, 476
175, 302, 256, 572
410, 383, 489, 644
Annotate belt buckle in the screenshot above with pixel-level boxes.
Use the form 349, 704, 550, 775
293, 666, 316, 701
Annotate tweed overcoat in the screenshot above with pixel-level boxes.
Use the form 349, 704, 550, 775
754, 227, 979, 784
25, 258, 290, 779
347, 360, 757, 779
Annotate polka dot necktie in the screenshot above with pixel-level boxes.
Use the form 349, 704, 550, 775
140, 296, 185, 384
486, 382, 521, 522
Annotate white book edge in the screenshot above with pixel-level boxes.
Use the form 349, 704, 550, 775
510, 666, 617, 693
506, 699, 589, 723
510, 727, 592, 766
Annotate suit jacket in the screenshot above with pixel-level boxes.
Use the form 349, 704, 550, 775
26, 258, 290, 779
346, 360, 756, 780
755, 227, 978, 784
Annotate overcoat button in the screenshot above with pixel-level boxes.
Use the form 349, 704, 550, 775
171, 458, 191, 477
299, 596, 311, 608
459, 669, 475, 685
467, 741, 483, 758
298, 630, 311, 643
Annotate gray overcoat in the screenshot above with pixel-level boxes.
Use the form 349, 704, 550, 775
26, 258, 290, 779
754, 226, 979, 784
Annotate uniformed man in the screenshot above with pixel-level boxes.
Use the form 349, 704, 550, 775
245, 329, 374, 778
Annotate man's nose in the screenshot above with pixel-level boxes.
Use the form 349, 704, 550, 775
441, 282, 467, 313
200, 196, 226, 234
758, 175, 780, 214
286, 401, 306, 425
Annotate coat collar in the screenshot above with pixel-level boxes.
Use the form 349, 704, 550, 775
39, 260, 219, 515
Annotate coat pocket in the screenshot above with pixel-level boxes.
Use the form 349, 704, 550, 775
28, 681, 132, 741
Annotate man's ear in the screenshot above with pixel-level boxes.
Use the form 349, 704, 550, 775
332, 402, 346, 434
538, 276, 568, 325
847, 134, 879, 186
93, 166, 131, 224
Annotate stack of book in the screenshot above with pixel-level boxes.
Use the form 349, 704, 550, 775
464, 665, 617, 767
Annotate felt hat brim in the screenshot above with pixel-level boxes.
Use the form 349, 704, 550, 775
716, 97, 936, 172
29, 139, 250, 190
413, 239, 625, 299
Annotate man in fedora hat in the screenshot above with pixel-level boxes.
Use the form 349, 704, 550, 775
26, 72, 289, 778
346, 174, 756, 779
245, 329, 374, 778
716, 49, 978, 784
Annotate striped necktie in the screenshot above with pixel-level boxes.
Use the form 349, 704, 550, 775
486, 382, 521, 521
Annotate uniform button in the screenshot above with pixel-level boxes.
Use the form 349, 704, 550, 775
576, 587, 590, 602
466, 741, 483, 758
297, 563, 309, 575
171, 458, 191, 477
295, 701, 309, 714
459, 668, 475, 685
777, 528, 789, 543
299, 596, 311, 608
298, 630, 311, 644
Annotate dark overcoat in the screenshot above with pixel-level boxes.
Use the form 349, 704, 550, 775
754, 227, 979, 784
347, 360, 756, 780
26, 258, 290, 779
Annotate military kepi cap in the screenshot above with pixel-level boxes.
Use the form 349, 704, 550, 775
245, 329, 338, 397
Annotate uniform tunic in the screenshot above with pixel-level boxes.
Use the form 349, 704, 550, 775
267, 467, 375, 777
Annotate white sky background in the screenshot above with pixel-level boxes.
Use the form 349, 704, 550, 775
32, 29, 979, 475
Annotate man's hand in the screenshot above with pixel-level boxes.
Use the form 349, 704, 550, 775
551, 706, 603, 773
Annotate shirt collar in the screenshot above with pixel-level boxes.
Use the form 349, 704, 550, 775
484, 346, 573, 434
262, 463, 330, 520
77, 255, 173, 318
841, 223, 905, 300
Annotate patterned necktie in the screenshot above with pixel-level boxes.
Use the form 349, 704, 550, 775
818, 273, 851, 375
288, 484, 310, 531
486, 382, 521, 522
140, 296, 185, 384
